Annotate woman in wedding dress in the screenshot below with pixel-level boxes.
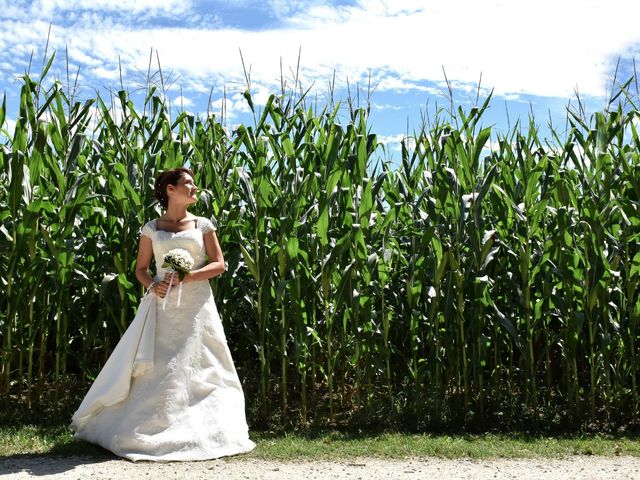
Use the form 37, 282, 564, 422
70, 167, 256, 461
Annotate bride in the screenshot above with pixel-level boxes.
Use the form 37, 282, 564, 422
70, 167, 255, 461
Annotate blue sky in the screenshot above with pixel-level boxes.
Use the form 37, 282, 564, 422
1, 0, 639, 160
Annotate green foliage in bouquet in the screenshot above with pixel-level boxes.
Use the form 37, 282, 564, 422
161, 248, 194, 282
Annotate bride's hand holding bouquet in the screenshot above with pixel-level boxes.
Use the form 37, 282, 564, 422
156, 248, 194, 308
151, 272, 179, 298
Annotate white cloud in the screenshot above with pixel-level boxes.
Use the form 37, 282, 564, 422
372, 103, 405, 111
92, 65, 120, 81
66, 47, 103, 68
378, 133, 417, 152
0, 0, 638, 113
1, 0, 192, 19
378, 133, 406, 144
376, 77, 441, 95
503, 94, 523, 102
174, 95, 193, 108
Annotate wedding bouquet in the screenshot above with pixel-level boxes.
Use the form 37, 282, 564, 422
162, 248, 194, 280
161, 248, 194, 309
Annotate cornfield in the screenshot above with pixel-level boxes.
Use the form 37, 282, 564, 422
2, 55, 640, 431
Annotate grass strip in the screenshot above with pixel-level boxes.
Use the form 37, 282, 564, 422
1, 426, 638, 459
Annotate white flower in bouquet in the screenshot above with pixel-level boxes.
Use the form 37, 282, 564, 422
162, 248, 194, 281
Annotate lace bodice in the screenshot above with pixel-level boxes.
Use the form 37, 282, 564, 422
141, 217, 216, 278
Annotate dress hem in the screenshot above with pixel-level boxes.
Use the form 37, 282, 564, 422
74, 433, 256, 463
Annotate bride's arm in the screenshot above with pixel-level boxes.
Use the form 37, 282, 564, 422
135, 237, 173, 297
184, 230, 226, 282
135, 236, 156, 288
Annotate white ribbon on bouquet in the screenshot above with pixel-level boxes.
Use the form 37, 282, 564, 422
162, 270, 185, 310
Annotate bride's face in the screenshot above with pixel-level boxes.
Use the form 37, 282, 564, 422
169, 173, 198, 206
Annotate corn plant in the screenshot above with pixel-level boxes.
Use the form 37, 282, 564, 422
2, 56, 640, 430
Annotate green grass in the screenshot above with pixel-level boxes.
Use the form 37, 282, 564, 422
2, 426, 638, 459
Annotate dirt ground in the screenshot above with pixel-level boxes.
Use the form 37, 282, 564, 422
1, 455, 639, 479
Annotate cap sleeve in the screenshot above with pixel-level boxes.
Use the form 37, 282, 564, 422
198, 216, 217, 234
140, 220, 156, 238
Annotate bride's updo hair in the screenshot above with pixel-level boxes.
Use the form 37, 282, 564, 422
154, 167, 194, 209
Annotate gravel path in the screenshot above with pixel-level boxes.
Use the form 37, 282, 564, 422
1, 455, 639, 479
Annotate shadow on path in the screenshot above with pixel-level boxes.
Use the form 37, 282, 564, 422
0, 444, 115, 477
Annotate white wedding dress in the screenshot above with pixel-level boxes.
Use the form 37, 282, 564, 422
70, 217, 255, 462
